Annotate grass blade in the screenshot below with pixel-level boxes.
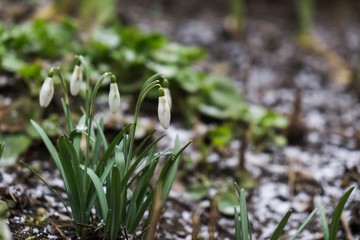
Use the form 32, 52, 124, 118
290, 208, 317, 240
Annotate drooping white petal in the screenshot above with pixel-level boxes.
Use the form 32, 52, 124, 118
108, 83, 121, 114
164, 88, 172, 109
158, 96, 170, 129
70, 65, 83, 96
39, 77, 54, 108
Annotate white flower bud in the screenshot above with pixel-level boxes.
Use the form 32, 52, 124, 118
158, 88, 170, 129
39, 76, 54, 108
164, 87, 172, 109
108, 82, 121, 114
70, 65, 83, 96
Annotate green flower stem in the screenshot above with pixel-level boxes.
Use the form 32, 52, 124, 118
83, 70, 114, 192
127, 73, 163, 166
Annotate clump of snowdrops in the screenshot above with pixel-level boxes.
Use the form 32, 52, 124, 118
28, 56, 190, 239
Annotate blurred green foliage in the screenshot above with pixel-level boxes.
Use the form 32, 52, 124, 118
0, 17, 287, 152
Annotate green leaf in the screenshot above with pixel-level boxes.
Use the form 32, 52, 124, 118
209, 124, 233, 147
217, 191, 240, 216
161, 135, 181, 202
82, 166, 108, 223
18, 63, 42, 79
175, 68, 205, 93
20, 160, 70, 214
0, 133, 31, 166
237, 187, 251, 240
106, 166, 122, 239
31, 120, 61, 169
290, 208, 317, 240
186, 185, 209, 201
96, 123, 131, 174
57, 137, 82, 222
0, 142, 4, 159
1, 53, 26, 72
329, 187, 355, 240
234, 207, 242, 240
318, 200, 329, 240
270, 209, 293, 240
129, 191, 154, 233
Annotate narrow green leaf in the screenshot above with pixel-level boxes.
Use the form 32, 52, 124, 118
329, 186, 355, 240
96, 123, 131, 174
0, 142, 5, 159
130, 130, 156, 160
21, 161, 70, 214
82, 166, 108, 220
127, 159, 158, 228
107, 166, 122, 240
234, 207, 242, 240
57, 137, 82, 222
118, 135, 166, 192
318, 200, 329, 240
129, 191, 154, 233
158, 141, 192, 185
239, 188, 250, 240
270, 209, 293, 240
161, 135, 181, 202
115, 147, 125, 178
92, 119, 106, 167
290, 208, 317, 240
31, 120, 61, 170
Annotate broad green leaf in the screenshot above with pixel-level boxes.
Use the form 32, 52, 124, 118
186, 185, 209, 201
218, 191, 240, 216
0, 134, 31, 166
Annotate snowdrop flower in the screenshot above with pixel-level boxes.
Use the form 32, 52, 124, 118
163, 79, 172, 109
158, 87, 171, 129
70, 60, 83, 96
39, 71, 54, 108
108, 76, 121, 114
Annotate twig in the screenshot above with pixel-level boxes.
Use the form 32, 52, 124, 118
50, 218, 68, 239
